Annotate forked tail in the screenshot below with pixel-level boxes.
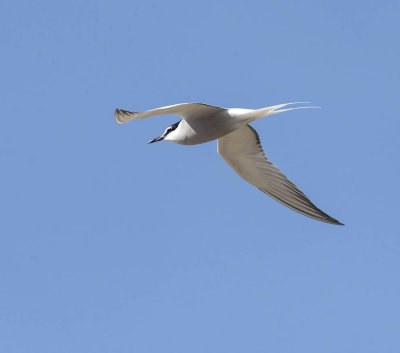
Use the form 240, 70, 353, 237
242, 102, 320, 122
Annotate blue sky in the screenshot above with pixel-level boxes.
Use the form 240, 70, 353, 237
1, 0, 399, 352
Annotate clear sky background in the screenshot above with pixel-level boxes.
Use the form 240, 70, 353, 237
1, 1, 399, 352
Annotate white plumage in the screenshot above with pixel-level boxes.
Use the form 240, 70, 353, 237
115, 102, 343, 225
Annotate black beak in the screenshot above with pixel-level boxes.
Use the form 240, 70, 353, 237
148, 136, 164, 144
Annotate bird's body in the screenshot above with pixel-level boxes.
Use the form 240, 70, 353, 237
160, 110, 247, 145
115, 102, 343, 225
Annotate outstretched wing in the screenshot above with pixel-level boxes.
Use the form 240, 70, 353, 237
218, 124, 343, 225
115, 103, 225, 124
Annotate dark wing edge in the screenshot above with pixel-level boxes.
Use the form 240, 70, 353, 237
246, 125, 344, 225
218, 124, 344, 225
115, 109, 140, 124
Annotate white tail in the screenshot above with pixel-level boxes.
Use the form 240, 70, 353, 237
241, 102, 320, 122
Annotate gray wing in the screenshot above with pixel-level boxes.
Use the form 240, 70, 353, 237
115, 103, 225, 124
218, 124, 343, 225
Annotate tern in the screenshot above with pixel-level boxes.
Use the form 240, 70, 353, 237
115, 102, 343, 225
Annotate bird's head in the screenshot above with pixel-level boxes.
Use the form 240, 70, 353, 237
148, 121, 180, 144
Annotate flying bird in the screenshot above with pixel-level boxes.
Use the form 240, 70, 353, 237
115, 102, 343, 225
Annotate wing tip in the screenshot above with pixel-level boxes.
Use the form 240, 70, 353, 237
115, 108, 138, 124
324, 217, 344, 226
303, 208, 344, 226
315, 208, 344, 226
115, 108, 123, 124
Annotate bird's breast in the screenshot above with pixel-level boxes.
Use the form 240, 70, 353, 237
176, 112, 241, 145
